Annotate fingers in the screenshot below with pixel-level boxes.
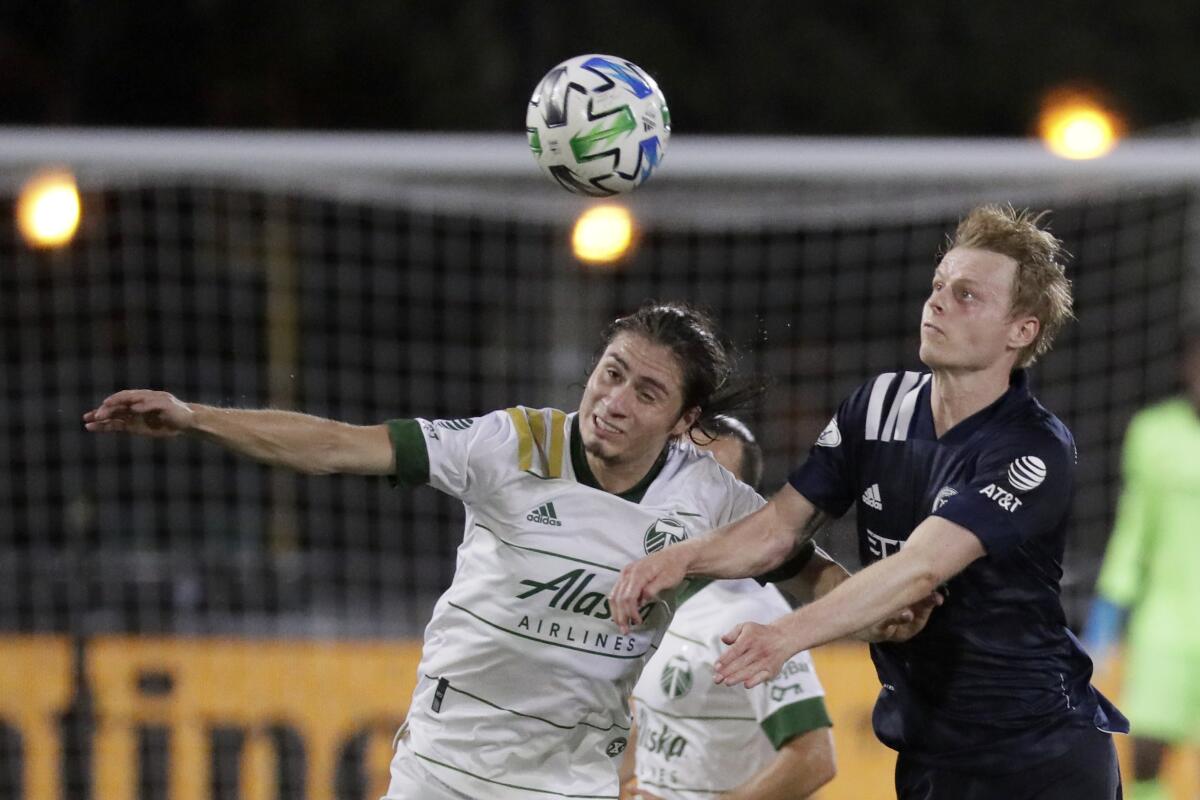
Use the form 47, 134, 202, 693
720, 623, 744, 646
610, 567, 648, 635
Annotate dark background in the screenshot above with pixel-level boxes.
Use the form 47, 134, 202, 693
3, 1, 1199, 136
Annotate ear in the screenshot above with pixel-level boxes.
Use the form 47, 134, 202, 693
671, 406, 702, 438
1008, 315, 1039, 351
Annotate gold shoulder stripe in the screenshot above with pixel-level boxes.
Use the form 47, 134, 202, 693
547, 409, 567, 479
505, 407, 533, 471
528, 408, 548, 463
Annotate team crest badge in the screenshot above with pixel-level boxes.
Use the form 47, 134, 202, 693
932, 486, 958, 511
644, 518, 687, 554
816, 416, 841, 448
660, 655, 694, 699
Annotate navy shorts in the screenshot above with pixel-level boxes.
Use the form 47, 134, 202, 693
895, 727, 1122, 800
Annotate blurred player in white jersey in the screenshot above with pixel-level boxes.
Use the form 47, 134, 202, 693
621, 415, 836, 800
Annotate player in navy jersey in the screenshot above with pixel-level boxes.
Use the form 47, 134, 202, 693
611, 205, 1127, 799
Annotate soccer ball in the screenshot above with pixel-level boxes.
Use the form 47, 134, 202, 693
526, 54, 670, 196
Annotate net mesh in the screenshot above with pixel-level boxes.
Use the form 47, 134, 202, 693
1, 139, 1197, 798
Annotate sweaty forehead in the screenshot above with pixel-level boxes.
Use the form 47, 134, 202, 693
604, 332, 686, 394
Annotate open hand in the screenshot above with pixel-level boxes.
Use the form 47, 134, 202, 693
83, 389, 194, 438
712, 620, 795, 688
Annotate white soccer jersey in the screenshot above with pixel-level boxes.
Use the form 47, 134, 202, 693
386, 407, 764, 800
631, 580, 831, 800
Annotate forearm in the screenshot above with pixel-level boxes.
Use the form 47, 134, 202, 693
721, 728, 835, 800
188, 405, 387, 475
686, 487, 826, 580
779, 546, 940, 653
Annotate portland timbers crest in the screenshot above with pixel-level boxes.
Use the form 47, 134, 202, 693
660, 654, 693, 699
643, 517, 687, 554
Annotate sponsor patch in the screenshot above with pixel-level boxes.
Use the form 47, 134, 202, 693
1007, 456, 1047, 492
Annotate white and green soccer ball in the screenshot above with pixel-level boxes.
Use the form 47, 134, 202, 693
526, 54, 671, 196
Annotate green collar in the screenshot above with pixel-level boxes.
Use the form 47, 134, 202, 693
570, 415, 669, 504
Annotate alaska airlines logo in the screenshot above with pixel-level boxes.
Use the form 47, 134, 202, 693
644, 518, 687, 555
516, 568, 654, 622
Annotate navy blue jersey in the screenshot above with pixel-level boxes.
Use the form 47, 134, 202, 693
790, 369, 1127, 773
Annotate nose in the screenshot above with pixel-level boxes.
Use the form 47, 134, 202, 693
603, 383, 633, 417
926, 287, 944, 315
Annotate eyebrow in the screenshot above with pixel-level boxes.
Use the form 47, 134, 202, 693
609, 353, 672, 397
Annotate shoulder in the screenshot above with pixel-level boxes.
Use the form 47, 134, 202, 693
660, 437, 760, 496
830, 369, 930, 443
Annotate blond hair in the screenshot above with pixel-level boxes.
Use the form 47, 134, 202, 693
949, 204, 1075, 367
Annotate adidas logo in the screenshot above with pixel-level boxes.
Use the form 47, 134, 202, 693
527, 502, 562, 527
861, 484, 883, 511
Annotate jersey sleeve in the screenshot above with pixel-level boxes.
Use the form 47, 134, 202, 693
750, 649, 832, 749
1095, 412, 1156, 606
787, 380, 872, 517
931, 425, 1074, 557
385, 410, 514, 503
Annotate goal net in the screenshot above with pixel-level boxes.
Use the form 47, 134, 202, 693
1, 129, 1197, 799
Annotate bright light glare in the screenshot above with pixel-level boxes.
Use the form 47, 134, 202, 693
572, 205, 634, 264
18, 171, 82, 248
1039, 95, 1121, 160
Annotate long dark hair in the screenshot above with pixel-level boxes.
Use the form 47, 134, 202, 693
599, 301, 768, 436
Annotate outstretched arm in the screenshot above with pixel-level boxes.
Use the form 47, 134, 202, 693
610, 484, 825, 633
83, 389, 394, 476
714, 515, 982, 687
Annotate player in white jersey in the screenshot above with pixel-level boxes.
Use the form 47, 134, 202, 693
623, 416, 836, 800
83, 302, 773, 799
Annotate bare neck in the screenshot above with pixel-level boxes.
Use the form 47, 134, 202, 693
929, 366, 1014, 438
585, 448, 663, 496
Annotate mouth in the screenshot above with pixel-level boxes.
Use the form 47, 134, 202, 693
592, 414, 621, 436
922, 322, 943, 336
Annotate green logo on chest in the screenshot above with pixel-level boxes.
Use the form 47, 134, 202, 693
659, 654, 693, 698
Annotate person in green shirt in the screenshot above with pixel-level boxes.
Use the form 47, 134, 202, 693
1083, 325, 1200, 800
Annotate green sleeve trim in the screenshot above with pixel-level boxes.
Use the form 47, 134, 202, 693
761, 696, 831, 750
675, 576, 712, 607
386, 419, 430, 488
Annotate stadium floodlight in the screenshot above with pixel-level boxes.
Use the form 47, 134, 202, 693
17, 169, 81, 248
1038, 90, 1122, 160
572, 204, 634, 264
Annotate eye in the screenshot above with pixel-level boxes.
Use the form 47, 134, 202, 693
932, 280, 944, 291
638, 391, 656, 403
960, 289, 974, 300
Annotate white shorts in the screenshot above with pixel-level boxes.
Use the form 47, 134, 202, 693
382, 728, 478, 800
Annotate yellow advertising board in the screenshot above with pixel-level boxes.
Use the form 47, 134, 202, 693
1, 636, 1196, 799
